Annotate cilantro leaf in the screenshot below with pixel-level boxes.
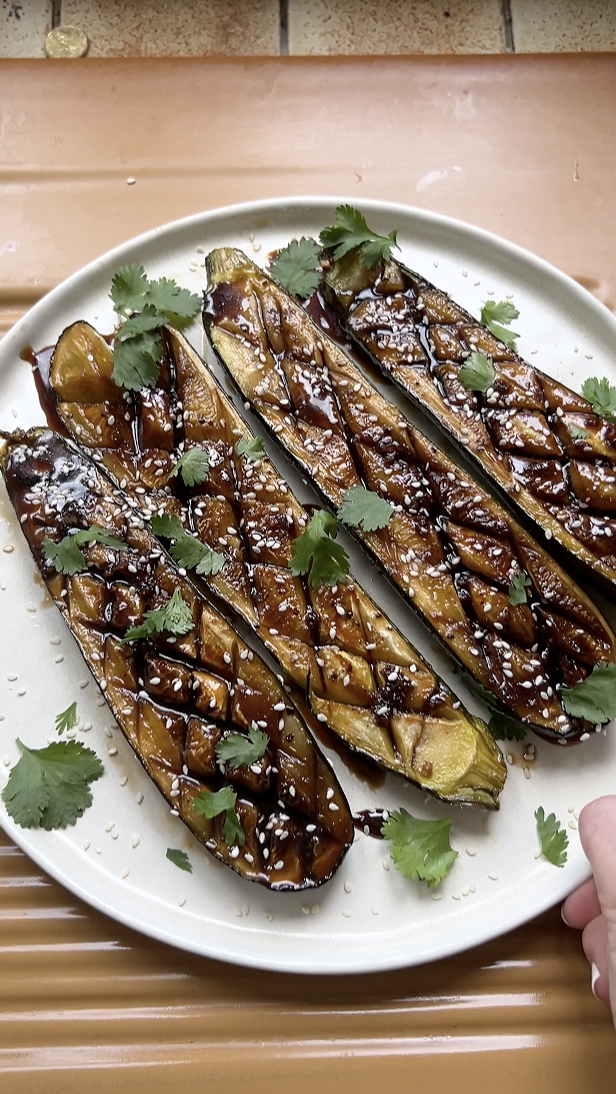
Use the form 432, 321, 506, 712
168, 446, 210, 487
1, 739, 104, 830
150, 513, 185, 539
222, 810, 246, 848
535, 806, 568, 868
338, 485, 393, 532
109, 265, 201, 391
42, 525, 127, 575
72, 525, 127, 550
42, 535, 85, 576
110, 263, 149, 315
270, 237, 321, 297
235, 436, 265, 461
381, 809, 458, 888
289, 509, 350, 588
581, 377, 616, 421
480, 299, 520, 348
116, 303, 164, 339
463, 675, 527, 741
122, 587, 194, 643
215, 726, 269, 769
150, 514, 225, 577
166, 847, 193, 873
508, 571, 532, 606
568, 423, 590, 441
192, 786, 237, 817
488, 708, 528, 742
174, 536, 225, 577
192, 786, 245, 847
320, 205, 399, 268
144, 278, 201, 323
561, 663, 616, 724
459, 351, 495, 393
55, 701, 78, 736
112, 332, 162, 391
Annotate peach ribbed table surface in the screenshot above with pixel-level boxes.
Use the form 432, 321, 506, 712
1, 55, 615, 1092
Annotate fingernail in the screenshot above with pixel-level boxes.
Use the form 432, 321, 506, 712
591, 963, 601, 998
561, 905, 572, 927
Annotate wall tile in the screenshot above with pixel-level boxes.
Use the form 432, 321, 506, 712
288, 0, 506, 56
512, 0, 616, 52
0, 0, 52, 58
61, 0, 280, 57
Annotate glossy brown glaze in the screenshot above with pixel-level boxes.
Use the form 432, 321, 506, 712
35, 321, 506, 808
323, 252, 616, 593
203, 248, 616, 743
0, 429, 353, 889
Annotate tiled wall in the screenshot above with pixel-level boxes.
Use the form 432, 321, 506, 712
2, 0, 616, 58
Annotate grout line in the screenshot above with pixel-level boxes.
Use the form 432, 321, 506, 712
501, 0, 515, 53
52, 0, 62, 29
279, 0, 289, 56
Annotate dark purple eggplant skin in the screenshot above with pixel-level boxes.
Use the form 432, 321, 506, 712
202, 247, 616, 746
0, 428, 354, 889
321, 249, 616, 597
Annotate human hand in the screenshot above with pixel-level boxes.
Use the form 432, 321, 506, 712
561, 795, 616, 1026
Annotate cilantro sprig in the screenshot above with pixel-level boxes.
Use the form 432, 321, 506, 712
270, 237, 321, 297
122, 587, 194, 643
168, 446, 210, 487
459, 351, 495, 393
1, 739, 104, 830
561, 663, 616, 724
290, 510, 350, 588
508, 571, 532, 606
42, 525, 127, 576
166, 848, 193, 873
55, 702, 78, 736
381, 809, 458, 888
193, 787, 245, 847
215, 725, 269, 769
150, 513, 225, 577
338, 485, 393, 532
320, 205, 399, 269
535, 807, 568, 868
480, 300, 520, 348
109, 263, 201, 391
463, 676, 527, 741
581, 377, 616, 422
568, 423, 590, 441
235, 436, 265, 461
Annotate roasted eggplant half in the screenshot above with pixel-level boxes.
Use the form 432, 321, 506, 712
322, 248, 616, 593
203, 247, 616, 743
31, 320, 506, 808
1, 429, 354, 888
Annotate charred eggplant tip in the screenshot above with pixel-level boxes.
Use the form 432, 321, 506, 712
205, 247, 255, 286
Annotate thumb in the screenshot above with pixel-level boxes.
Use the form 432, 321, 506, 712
578, 796, 616, 920
578, 796, 616, 1017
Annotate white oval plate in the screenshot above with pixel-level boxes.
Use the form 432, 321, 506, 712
0, 197, 614, 974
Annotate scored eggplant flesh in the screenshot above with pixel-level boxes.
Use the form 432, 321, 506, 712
34, 320, 506, 808
203, 247, 616, 742
322, 249, 616, 593
0, 429, 353, 888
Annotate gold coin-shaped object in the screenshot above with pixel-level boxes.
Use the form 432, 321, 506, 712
44, 26, 89, 59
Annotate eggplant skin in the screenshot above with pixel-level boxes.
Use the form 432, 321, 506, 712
0, 429, 353, 890
40, 319, 507, 810
203, 247, 616, 744
322, 250, 616, 595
